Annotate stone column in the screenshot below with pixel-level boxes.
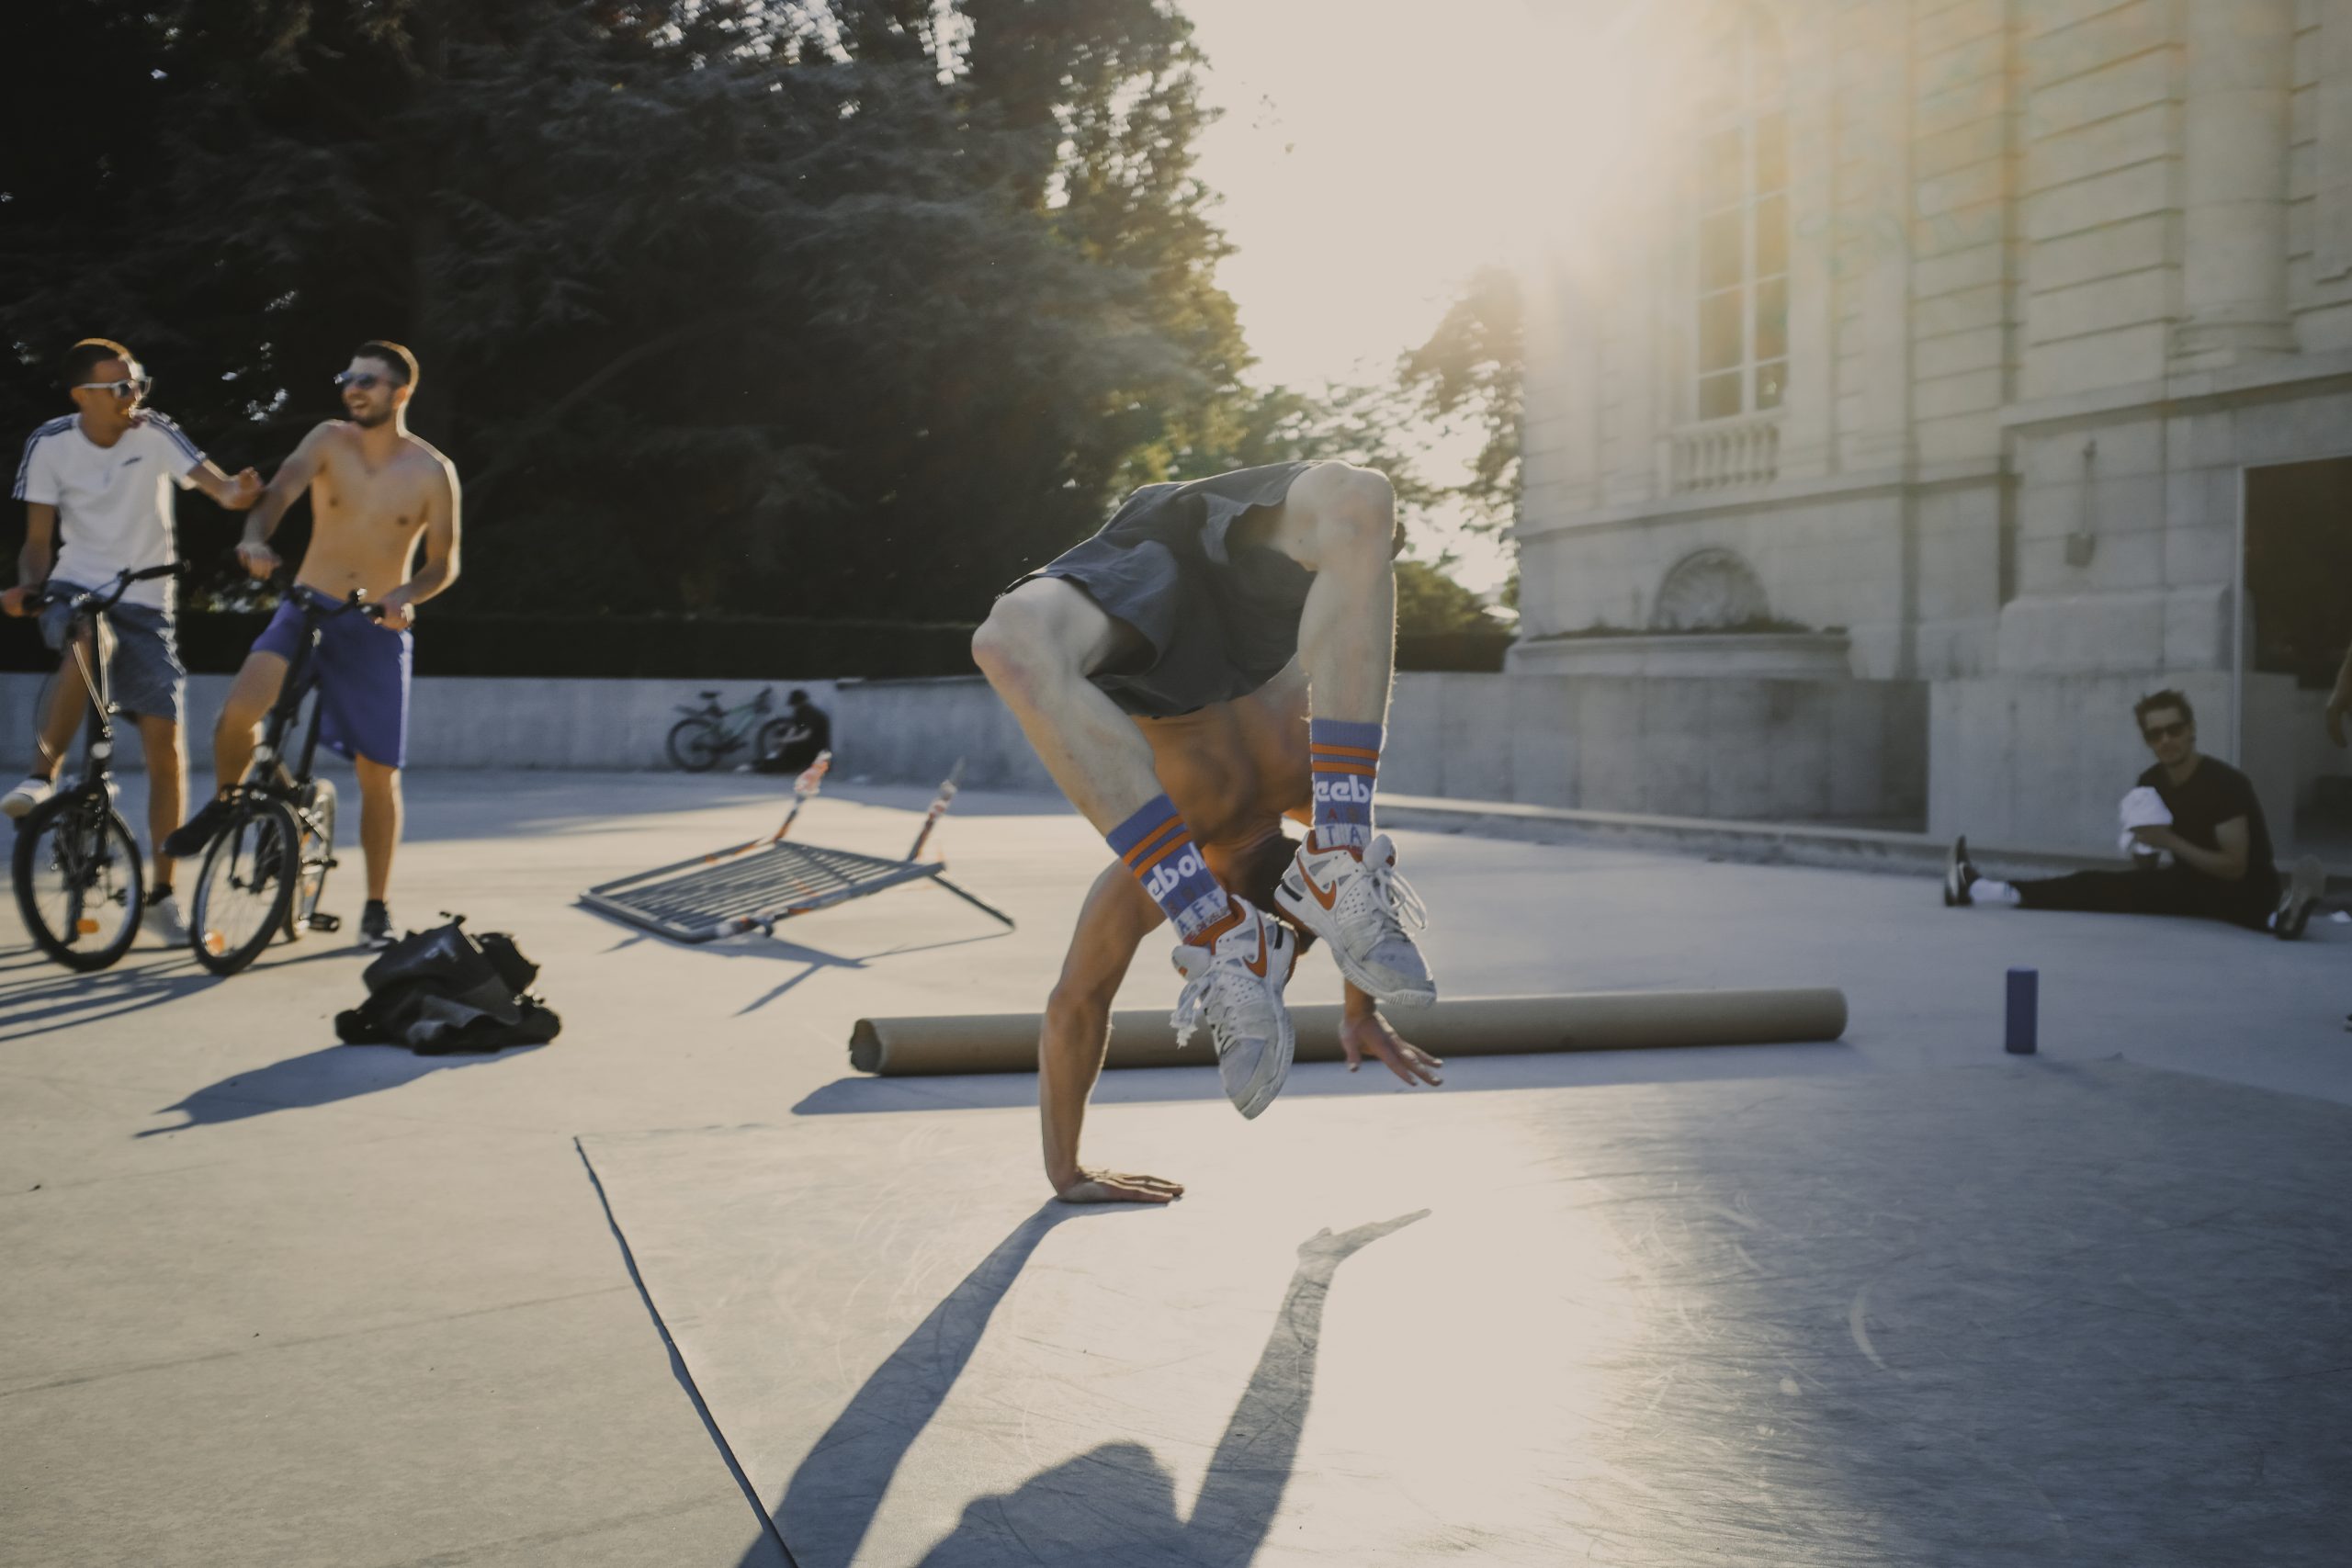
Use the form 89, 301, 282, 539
2173, 0, 2297, 368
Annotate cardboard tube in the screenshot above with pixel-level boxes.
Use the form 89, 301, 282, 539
848, 988, 1847, 1076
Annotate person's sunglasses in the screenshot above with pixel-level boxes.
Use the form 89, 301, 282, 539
2143, 720, 2190, 742
74, 377, 150, 400
333, 371, 396, 392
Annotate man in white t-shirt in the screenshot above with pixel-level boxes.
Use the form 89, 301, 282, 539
4, 339, 260, 942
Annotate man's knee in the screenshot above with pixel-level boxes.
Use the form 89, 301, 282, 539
972, 582, 1102, 697
1299, 462, 1396, 556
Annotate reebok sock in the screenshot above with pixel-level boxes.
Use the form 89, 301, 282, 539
1969, 877, 2021, 907
1308, 718, 1382, 852
1108, 796, 1232, 942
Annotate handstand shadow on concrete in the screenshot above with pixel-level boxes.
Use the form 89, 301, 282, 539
136, 1041, 540, 1136
759, 1205, 1428, 1567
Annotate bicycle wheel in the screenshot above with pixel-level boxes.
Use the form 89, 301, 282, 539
287, 776, 336, 938
666, 717, 725, 772
12, 790, 144, 973
189, 797, 300, 976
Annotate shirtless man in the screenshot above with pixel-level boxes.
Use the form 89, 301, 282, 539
163, 342, 461, 947
1045, 661, 1443, 1204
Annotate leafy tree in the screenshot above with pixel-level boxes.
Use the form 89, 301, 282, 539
1, 0, 1250, 623
1396, 558, 1505, 637
1400, 264, 1521, 532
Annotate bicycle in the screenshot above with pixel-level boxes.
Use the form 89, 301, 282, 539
666, 685, 796, 773
185, 583, 382, 976
7, 563, 185, 972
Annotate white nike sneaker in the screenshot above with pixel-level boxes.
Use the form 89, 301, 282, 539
1, 775, 52, 819
1276, 831, 1436, 1009
143, 893, 189, 947
1170, 900, 1299, 1120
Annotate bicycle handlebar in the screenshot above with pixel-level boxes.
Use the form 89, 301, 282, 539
17, 561, 187, 616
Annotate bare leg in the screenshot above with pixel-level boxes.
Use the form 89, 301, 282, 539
356, 757, 401, 903
971, 579, 1164, 832
1250, 462, 1397, 726
135, 716, 187, 886
30, 632, 96, 781
208, 652, 290, 799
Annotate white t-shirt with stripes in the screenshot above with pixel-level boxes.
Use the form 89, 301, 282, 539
12, 411, 203, 611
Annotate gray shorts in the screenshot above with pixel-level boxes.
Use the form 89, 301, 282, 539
40, 592, 186, 724
1012, 463, 1322, 717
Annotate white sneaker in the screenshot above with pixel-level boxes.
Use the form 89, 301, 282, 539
144, 892, 189, 947
1, 776, 52, 819
1170, 900, 1299, 1120
1276, 832, 1436, 1009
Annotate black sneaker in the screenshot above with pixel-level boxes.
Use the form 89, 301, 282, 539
162, 796, 236, 861
1942, 834, 1976, 908
2272, 856, 2325, 941
361, 900, 395, 949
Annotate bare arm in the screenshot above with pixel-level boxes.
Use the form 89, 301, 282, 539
5, 503, 56, 615
1042, 862, 1181, 1203
2330, 642, 2352, 748
2139, 816, 2251, 883
187, 457, 263, 511
236, 425, 334, 576
379, 457, 461, 628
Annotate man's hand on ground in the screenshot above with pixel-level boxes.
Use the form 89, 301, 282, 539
1339, 1010, 1443, 1087
1052, 1168, 1185, 1205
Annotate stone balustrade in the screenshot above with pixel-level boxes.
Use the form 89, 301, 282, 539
1670, 413, 1781, 492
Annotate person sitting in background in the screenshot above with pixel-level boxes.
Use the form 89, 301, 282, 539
1943, 688, 2324, 939
754, 688, 831, 774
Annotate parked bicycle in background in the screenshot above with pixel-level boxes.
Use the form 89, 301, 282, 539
667, 685, 799, 773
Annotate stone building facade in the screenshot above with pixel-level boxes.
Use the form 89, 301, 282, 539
1513, 0, 2352, 854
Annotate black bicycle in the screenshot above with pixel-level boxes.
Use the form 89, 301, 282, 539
186, 584, 379, 976
9, 563, 185, 972
667, 685, 795, 773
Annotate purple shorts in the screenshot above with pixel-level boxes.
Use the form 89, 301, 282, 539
252, 587, 413, 768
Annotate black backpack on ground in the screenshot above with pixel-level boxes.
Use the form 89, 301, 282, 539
334, 915, 561, 1055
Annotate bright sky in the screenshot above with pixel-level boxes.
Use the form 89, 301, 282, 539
1178, 0, 1626, 593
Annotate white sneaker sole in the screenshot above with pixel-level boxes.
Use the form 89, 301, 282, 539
1228, 1011, 1296, 1120
1274, 874, 1437, 1010
1, 794, 43, 821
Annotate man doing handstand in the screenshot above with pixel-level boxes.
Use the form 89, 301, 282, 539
164, 343, 459, 947
975, 460, 1436, 1123
1041, 661, 1442, 1203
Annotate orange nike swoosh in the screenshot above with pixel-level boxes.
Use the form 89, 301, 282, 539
1302, 864, 1341, 910
1243, 919, 1270, 976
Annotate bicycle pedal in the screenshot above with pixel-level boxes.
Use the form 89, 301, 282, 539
307, 912, 342, 932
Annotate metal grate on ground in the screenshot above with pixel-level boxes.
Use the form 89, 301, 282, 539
581, 757, 1013, 943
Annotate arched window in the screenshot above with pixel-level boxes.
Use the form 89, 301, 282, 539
1692, 6, 1788, 422
1653, 547, 1770, 630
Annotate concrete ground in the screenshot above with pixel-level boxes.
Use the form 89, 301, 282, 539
5, 771, 2348, 1567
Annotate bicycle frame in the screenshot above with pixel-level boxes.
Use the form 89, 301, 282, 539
231, 591, 364, 830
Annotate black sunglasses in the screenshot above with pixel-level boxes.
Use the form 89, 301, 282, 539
333, 370, 399, 391
2143, 719, 2190, 742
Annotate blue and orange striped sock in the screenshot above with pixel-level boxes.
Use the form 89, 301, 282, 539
1108, 795, 1234, 943
1308, 718, 1382, 852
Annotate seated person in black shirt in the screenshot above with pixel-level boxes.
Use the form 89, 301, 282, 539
754, 688, 832, 775
1942, 689, 2324, 938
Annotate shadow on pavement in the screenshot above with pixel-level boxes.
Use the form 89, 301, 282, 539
136, 1041, 541, 1135
749, 1203, 1425, 1568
